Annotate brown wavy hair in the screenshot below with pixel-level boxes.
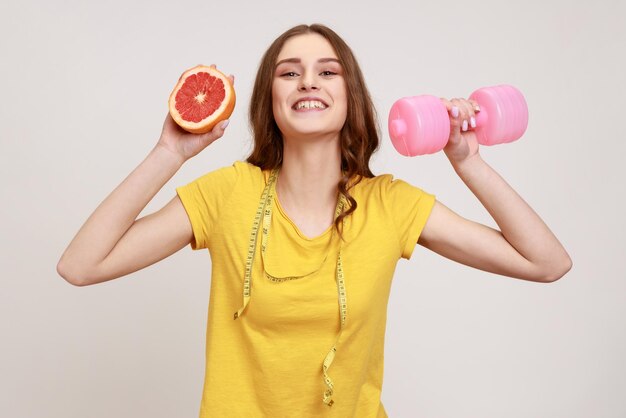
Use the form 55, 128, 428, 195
246, 24, 380, 241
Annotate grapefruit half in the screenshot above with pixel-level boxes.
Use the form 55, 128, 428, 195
168, 65, 235, 134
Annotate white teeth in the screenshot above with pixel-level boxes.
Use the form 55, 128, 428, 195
294, 100, 327, 110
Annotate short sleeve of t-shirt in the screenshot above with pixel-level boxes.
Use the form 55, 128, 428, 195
379, 174, 436, 260
175, 163, 239, 250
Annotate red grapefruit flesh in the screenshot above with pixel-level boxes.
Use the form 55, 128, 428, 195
168, 65, 235, 134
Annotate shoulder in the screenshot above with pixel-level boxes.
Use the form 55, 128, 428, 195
353, 173, 423, 198
352, 173, 435, 220
232, 160, 262, 176
188, 161, 262, 185
219, 160, 260, 177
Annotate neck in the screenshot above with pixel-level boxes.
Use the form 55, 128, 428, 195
277, 134, 342, 214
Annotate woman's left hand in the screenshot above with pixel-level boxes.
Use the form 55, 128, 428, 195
439, 97, 481, 167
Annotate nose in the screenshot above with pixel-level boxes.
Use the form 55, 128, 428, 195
298, 72, 319, 91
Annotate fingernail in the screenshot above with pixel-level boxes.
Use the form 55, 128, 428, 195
470, 117, 476, 128
462, 120, 468, 131
474, 104, 481, 112
452, 106, 459, 118
221, 119, 230, 129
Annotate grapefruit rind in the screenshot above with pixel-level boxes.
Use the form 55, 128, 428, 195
168, 65, 236, 134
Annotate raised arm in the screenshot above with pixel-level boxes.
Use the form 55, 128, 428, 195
57, 109, 231, 286
417, 97, 572, 283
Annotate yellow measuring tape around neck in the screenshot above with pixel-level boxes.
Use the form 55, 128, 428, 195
233, 167, 348, 407
261, 168, 339, 282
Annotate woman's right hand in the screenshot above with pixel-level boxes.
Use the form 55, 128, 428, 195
156, 72, 234, 164
57, 71, 234, 286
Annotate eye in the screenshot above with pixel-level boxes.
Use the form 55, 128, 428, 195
280, 71, 299, 77
320, 70, 337, 76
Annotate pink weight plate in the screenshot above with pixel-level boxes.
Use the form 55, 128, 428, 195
388, 95, 450, 156
469, 85, 528, 146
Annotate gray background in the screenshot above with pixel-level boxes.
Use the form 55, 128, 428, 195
1, 0, 624, 417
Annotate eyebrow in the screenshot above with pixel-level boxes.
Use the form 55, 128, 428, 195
275, 58, 342, 68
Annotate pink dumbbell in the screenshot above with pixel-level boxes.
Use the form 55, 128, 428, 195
388, 84, 529, 156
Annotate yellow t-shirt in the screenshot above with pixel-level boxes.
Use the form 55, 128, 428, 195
176, 161, 435, 418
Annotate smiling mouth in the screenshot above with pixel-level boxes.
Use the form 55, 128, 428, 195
292, 100, 328, 110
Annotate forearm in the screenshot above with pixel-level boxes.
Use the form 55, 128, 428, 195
453, 154, 571, 272
58, 144, 184, 276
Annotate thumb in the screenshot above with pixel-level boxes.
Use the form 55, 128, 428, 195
200, 118, 230, 144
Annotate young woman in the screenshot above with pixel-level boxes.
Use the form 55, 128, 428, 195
58, 24, 571, 418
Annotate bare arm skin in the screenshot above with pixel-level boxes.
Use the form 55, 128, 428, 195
57, 144, 190, 286
417, 97, 572, 283
57, 80, 233, 287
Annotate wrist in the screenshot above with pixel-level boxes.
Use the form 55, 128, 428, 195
451, 153, 484, 176
152, 143, 186, 169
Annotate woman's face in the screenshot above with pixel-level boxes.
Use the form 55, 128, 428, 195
272, 33, 348, 142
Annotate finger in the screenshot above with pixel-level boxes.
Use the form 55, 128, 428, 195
227, 74, 235, 86
202, 118, 227, 137
450, 98, 466, 131
459, 98, 476, 129
197, 119, 229, 146
209, 63, 216, 68
453, 98, 475, 131
213, 119, 230, 136
440, 97, 460, 120
469, 99, 481, 112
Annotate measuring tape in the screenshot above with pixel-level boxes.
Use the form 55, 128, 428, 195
233, 167, 348, 407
